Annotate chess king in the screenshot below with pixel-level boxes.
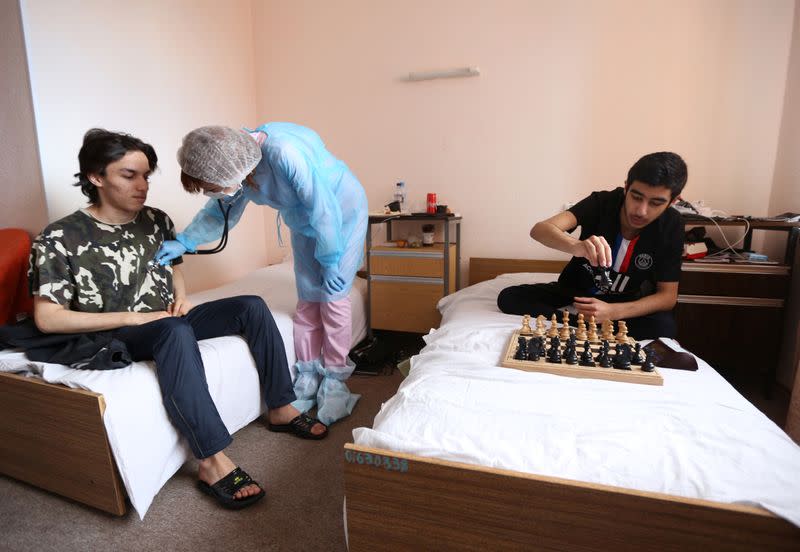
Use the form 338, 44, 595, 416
497, 152, 687, 340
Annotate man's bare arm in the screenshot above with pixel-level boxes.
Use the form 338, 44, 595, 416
573, 281, 679, 322
531, 211, 612, 267
168, 265, 193, 316
33, 296, 170, 334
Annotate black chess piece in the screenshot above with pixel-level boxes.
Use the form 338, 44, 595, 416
596, 340, 610, 363
564, 344, 578, 365
568, 331, 577, 348
547, 341, 562, 363
642, 350, 655, 372
535, 337, 546, 358
593, 265, 613, 293
529, 346, 540, 361
579, 346, 596, 367
631, 342, 642, 365
515, 336, 528, 360
599, 351, 612, 368
612, 344, 631, 370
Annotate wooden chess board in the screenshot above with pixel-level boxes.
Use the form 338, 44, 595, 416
500, 329, 664, 386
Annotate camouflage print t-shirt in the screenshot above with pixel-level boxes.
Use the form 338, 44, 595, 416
29, 207, 183, 313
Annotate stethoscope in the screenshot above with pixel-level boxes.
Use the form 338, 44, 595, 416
186, 199, 232, 255
146, 198, 233, 273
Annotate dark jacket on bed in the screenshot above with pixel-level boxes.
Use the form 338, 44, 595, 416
0, 318, 131, 370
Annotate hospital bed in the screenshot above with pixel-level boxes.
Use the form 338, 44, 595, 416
343, 258, 800, 551
0, 260, 367, 519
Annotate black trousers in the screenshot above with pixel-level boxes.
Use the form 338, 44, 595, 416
113, 295, 295, 459
496, 282, 676, 340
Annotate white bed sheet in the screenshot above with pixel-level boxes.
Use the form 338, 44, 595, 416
0, 261, 367, 519
353, 272, 800, 527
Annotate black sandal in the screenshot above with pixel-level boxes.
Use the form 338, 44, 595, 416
197, 467, 265, 510
268, 412, 328, 440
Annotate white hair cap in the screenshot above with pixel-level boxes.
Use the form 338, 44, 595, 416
177, 126, 262, 187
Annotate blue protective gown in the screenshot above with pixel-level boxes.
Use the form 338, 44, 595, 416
177, 123, 368, 303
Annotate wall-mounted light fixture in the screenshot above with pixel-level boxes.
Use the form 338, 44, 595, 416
406, 66, 480, 82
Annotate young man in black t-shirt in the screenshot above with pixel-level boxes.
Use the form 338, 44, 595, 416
497, 152, 687, 339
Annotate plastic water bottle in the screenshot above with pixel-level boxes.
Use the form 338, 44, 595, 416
394, 182, 406, 212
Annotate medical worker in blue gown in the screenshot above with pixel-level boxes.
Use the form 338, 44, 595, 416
155, 124, 368, 427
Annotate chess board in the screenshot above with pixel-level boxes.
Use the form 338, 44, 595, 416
500, 328, 664, 386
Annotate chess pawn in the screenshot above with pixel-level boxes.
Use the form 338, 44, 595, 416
587, 315, 598, 342
564, 345, 578, 365
576, 318, 587, 341
615, 320, 629, 344
559, 310, 571, 340
631, 342, 643, 365
534, 315, 546, 337
520, 314, 534, 336
547, 314, 559, 338
547, 342, 562, 364
579, 344, 596, 367
642, 350, 656, 372
600, 320, 609, 340
515, 336, 528, 360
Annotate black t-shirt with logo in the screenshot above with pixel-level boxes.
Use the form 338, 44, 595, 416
557, 187, 683, 303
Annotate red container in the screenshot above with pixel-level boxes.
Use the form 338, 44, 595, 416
426, 193, 437, 214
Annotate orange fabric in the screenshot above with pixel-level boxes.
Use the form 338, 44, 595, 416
0, 228, 33, 325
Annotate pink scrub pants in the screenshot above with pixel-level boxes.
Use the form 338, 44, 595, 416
293, 297, 351, 367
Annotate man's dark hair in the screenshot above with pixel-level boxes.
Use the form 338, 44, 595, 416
625, 152, 687, 199
73, 128, 158, 205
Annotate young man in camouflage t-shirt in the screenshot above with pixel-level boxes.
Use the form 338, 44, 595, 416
29, 129, 326, 510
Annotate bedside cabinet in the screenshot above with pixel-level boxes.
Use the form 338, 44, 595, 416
369, 244, 456, 333
366, 213, 462, 335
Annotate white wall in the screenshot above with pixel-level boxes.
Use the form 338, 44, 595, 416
251, 0, 795, 283
21, 0, 267, 292
770, 1, 800, 389
0, 0, 47, 236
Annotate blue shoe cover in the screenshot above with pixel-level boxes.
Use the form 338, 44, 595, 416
291, 359, 321, 413
316, 358, 360, 425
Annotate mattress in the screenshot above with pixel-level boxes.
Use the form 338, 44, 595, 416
353, 272, 800, 527
0, 261, 367, 519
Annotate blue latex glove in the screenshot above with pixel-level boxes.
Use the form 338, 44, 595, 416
322, 265, 346, 295
155, 240, 187, 266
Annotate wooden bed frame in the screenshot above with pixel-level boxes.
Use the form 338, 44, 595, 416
343, 257, 800, 551
0, 371, 126, 515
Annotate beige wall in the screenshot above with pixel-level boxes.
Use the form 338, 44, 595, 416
20, 0, 267, 293
0, 0, 47, 236
773, 1, 800, 424
15, 0, 798, 292
770, 4, 800, 226
251, 0, 795, 282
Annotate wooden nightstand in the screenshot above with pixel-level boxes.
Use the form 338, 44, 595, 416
366, 214, 462, 334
